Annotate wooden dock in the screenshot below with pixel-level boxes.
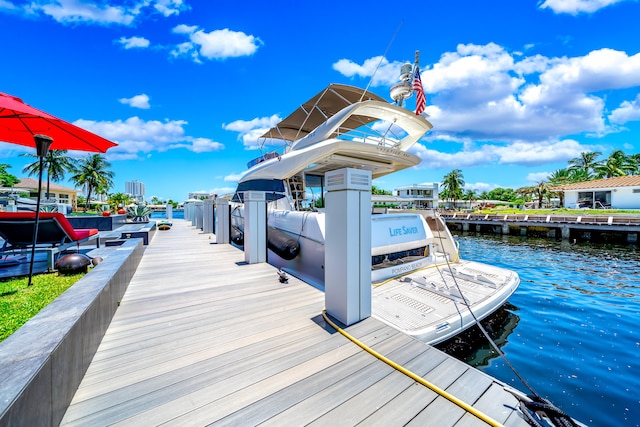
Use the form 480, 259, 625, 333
61, 220, 530, 426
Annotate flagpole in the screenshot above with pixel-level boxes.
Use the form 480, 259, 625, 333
412, 50, 427, 115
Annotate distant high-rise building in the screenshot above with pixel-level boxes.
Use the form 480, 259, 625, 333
125, 180, 145, 203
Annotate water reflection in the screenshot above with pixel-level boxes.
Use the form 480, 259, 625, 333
436, 302, 520, 367
446, 232, 640, 427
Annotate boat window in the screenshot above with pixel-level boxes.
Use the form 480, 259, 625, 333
371, 246, 429, 269
304, 174, 325, 209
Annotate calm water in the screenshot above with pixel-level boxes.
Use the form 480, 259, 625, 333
439, 233, 639, 427
150, 210, 184, 220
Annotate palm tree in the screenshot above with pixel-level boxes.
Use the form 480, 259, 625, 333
629, 153, 640, 175
534, 181, 550, 208
515, 185, 535, 204
108, 192, 132, 212
463, 189, 477, 208
441, 169, 465, 208
548, 168, 571, 206
21, 149, 73, 199
0, 163, 19, 187
568, 168, 590, 183
69, 154, 114, 212
371, 185, 392, 196
568, 151, 602, 179
593, 150, 632, 179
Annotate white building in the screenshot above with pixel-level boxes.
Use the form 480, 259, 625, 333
393, 183, 439, 208
554, 175, 640, 209
188, 191, 217, 200
125, 180, 145, 203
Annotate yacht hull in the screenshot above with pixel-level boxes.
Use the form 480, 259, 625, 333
232, 208, 520, 345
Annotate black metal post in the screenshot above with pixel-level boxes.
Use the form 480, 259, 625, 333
27, 134, 53, 286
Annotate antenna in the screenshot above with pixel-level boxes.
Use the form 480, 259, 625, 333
359, 20, 404, 102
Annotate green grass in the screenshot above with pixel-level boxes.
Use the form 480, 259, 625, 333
0, 272, 85, 342
474, 208, 639, 215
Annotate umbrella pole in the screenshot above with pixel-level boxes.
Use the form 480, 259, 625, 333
27, 135, 53, 286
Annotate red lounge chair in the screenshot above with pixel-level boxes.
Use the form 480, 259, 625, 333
0, 212, 99, 271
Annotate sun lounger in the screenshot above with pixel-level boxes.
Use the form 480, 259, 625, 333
0, 212, 99, 271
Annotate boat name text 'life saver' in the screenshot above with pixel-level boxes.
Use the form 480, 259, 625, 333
389, 225, 419, 237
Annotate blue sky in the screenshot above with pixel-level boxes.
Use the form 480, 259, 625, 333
1, 0, 640, 202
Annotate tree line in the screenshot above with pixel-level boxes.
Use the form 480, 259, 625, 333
1, 150, 165, 212
440, 150, 640, 208
1, 151, 115, 211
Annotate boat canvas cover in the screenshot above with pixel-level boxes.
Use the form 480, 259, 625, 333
260, 84, 388, 142
232, 179, 286, 202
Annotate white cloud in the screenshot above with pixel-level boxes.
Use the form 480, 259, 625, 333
537, 49, 640, 92
410, 143, 497, 169
73, 116, 224, 158
332, 56, 405, 87
223, 115, 283, 150
118, 36, 150, 49
0, 142, 29, 158
319, 43, 640, 180
5, 0, 188, 25
224, 173, 243, 182
208, 186, 236, 196
538, 0, 627, 15
0, 1, 17, 11
119, 94, 151, 109
526, 171, 552, 182
609, 93, 640, 124
464, 182, 501, 192
174, 137, 224, 153
494, 139, 586, 166
411, 138, 590, 170
37, 0, 137, 25
153, 0, 189, 17
171, 26, 262, 62
334, 45, 640, 146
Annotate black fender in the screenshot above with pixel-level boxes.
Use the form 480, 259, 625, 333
268, 226, 300, 260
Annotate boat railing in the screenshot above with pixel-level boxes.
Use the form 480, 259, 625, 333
332, 126, 404, 149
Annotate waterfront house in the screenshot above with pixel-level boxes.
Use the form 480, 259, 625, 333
12, 178, 78, 208
552, 175, 640, 209
393, 183, 439, 208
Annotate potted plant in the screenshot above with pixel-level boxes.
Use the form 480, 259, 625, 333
127, 204, 153, 222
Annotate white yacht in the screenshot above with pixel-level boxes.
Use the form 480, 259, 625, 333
231, 63, 519, 344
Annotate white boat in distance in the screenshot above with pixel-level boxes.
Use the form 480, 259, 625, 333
232, 67, 519, 345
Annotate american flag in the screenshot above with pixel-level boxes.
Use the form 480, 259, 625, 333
413, 66, 426, 115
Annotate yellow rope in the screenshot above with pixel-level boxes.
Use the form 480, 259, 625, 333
321, 310, 504, 427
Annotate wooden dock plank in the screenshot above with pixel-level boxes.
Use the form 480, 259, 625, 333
135, 322, 402, 426
403, 358, 470, 427
456, 382, 523, 426
221, 332, 418, 426
61, 220, 531, 427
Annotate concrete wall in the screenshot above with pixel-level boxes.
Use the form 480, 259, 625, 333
67, 214, 127, 231
614, 187, 640, 209
0, 238, 144, 426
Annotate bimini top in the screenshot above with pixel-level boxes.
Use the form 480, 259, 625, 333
260, 84, 387, 142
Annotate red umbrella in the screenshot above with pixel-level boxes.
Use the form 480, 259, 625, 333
0, 91, 118, 285
0, 92, 117, 152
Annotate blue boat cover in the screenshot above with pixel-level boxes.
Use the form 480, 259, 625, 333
232, 179, 286, 202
